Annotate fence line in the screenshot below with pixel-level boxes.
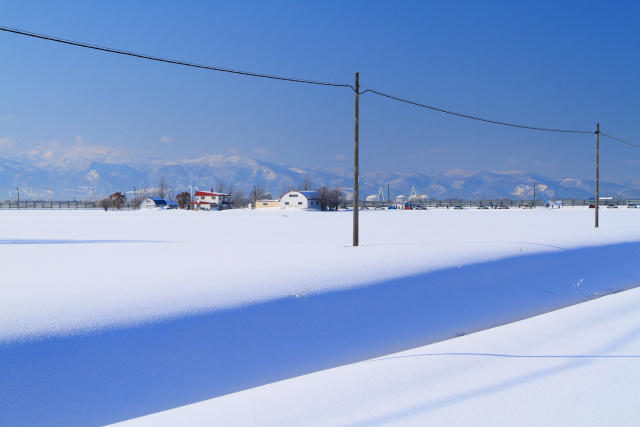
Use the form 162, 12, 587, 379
352, 198, 638, 209
1, 201, 105, 210
1, 199, 637, 211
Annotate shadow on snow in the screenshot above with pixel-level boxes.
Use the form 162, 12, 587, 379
1, 242, 639, 426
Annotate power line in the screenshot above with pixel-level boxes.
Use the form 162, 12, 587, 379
4, 25, 635, 143
0, 25, 354, 89
360, 87, 594, 134
600, 132, 640, 149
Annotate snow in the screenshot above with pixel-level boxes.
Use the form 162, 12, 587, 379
112, 286, 640, 427
1, 207, 639, 426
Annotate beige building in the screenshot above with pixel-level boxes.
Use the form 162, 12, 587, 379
256, 199, 280, 209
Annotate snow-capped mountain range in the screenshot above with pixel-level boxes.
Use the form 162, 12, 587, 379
1, 148, 639, 201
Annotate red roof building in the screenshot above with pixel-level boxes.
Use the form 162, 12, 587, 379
190, 189, 231, 210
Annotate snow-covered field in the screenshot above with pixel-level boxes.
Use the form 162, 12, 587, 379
114, 284, 640, 427
1, 207, 639, 426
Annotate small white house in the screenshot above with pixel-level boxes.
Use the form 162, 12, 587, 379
280, 191, 321, 210
141, 197, 167, 209
190, 189, 230, 211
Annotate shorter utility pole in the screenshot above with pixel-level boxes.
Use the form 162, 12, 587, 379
16, 187, 19, 209
595, 123, 600, 228
533, 182, 536, 208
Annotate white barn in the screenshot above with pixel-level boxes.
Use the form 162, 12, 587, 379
280, 191, 321, 210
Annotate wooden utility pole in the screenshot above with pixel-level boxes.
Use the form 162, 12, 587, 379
533, 182, 536, 208
595, 123, 600, 228
353, 72, 360, 246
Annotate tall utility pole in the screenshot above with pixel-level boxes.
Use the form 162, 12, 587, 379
353, 72, 360, 247
16, 187, 19, 209
595, 123, 600, 228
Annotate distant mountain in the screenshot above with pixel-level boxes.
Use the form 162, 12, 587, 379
1, 150, 639, 201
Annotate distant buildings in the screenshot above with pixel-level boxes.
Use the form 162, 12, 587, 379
139, 189, 323, 212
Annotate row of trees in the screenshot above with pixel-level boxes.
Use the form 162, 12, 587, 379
316, 185, 345, 211
98, 192, 127, 211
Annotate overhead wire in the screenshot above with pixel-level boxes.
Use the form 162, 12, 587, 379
360, 87, 594, 134
3, 25, 638, 147
600, 132, 640, 149
0, 26, 354, 90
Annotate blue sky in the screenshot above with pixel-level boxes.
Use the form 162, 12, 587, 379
1, 0, 639, 182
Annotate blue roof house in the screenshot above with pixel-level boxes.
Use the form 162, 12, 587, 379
141, 197, 168, 209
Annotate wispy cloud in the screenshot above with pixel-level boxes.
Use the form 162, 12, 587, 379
333, 153, 348, 161
0, 115, 15, 120
74, 135, 85, 144
0, 137, 14, 149
253, 147, 268, 156
427, 147, 451, 153
48, 139, 63, 149
159, 136, 173, 144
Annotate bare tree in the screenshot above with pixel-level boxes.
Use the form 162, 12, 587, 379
131, 189, 147, 210
298, 175, 314, 191
328, 188, 345, 211
316, 185, 330, 211
217, 179, 244, 204
108, 192, 126, 210
232, 189, 249, 206
155, 176, 171, 199
98, 197, 111, 211
166, 187, 175, 202
217, 179, 232, 194
250, 185, 272, 203
175, 191, 191, 209
280, 183, 297, 196
316, 185, 344, 211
